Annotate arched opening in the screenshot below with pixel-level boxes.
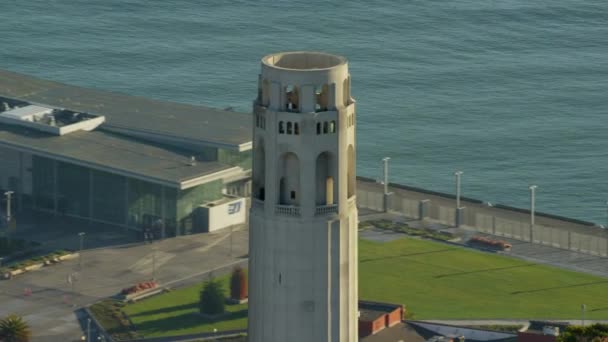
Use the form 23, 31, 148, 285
287, 122, 293, 134
253, 139, 265, 201
316, 122, 321, 135
316, 152, 335, 205
347, 145, 355, 198
285, 85, 299, 112
262, 79, 270, 106
279, 121, 285, 134
329, 120, 336, 133
294, 122, 299, 135
278, 152, 300, 205
315, 84, 329, 112
343, 77, 350, 106
323, 121, 328, 134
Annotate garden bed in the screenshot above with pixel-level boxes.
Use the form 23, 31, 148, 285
0, 250, 77, 280
360, 219, 455, 241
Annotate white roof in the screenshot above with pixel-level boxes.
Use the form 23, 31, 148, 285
0, 105, 53, 120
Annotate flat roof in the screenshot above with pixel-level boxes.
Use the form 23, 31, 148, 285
0, 122, 241, 189
0, 69, 252, 151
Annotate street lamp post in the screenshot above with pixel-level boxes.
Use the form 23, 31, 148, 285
581, 304, 586, 326
78, 232, 86, 268
152, 247, 156, 281
605, 201, 608, 229
529, 185, 537, 242
382, 157, 391, 212
454, 171, 463, 209
4, 191, 14, 223
87, 318, 91, 341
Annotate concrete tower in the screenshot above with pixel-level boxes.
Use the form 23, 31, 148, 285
248, 52, 358, 342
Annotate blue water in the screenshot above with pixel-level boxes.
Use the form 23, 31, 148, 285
2, 0, 607, 223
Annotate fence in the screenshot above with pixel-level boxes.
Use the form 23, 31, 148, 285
355, 177, 608, 257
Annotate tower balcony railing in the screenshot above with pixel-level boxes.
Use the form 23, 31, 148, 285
315, 204, 338, 216
275, 204, 301, 217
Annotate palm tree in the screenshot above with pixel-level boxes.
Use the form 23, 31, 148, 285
0, 314, 31, 342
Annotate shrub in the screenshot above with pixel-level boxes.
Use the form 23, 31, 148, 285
199, 279, 225, 315
230, 267, 248, 301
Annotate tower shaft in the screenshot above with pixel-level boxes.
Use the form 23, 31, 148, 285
248, 52, 358, 342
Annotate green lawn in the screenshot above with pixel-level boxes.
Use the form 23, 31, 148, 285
123, 275, 247, 338
115, 237, 608, 338
359, 238, 608, 319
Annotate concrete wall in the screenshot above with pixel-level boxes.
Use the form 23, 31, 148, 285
356, 177, 608, 257
197, 197, 246, 232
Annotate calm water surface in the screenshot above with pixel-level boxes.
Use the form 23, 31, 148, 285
1, 0, 607, 223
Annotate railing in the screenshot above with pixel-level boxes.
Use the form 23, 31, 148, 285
275, 205, 301, 217
315, 204, 338, 216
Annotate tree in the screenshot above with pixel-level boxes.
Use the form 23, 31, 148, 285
199, 279, 225, 315
0, 314, 31, 342
230, 267, 248, 301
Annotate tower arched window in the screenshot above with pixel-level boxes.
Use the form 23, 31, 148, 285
323, 121, 328, 134
285, 85, 299, 112
316, 122, 321, 135
329, 121, 336, 133
279, 121, 285, 134
287, 122, 293, 135
294, 123, 299, 135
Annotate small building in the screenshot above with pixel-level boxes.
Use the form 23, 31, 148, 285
0, 69, 252, 237
359, 300, 405, 338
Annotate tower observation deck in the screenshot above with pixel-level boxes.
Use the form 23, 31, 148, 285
248, 51, 358, 342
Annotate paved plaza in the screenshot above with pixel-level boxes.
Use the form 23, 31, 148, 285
1, 220, 248, 342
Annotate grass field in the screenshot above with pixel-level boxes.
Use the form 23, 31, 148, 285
123, 275, 247, 338
359, 238, 608, 319
114, 237, 608, 338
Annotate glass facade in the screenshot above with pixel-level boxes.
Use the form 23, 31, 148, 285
57, 162, 89, 217
30, 156, 225, 236
32, 156, 55, 210
91, 170, 126, 225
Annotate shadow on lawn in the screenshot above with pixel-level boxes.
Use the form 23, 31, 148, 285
511, 280, 608, 295
360, 248, 454, 263
133, 309, 248, 335
129, 302, 198, 317
435, 263, 536, 278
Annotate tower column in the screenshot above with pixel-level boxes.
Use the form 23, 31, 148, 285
249, 51, 358, 342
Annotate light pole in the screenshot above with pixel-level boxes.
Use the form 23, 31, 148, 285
87, 318, 91, 341
4, 191, 14, 223
605, 201, 608, 229
230, 225, 234, 257
581, 304, 586, 326
454, 171, 463, 209
529, 185, 537, 242
152, 247, 157, 281
78, 232, 86, 268
382, 157, 391, 212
